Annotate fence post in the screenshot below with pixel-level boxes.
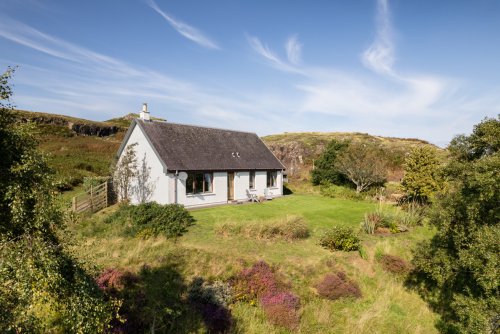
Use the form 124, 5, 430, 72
105, 180, 108, 208
90, 185, 94, 212
72, 197, 76, 211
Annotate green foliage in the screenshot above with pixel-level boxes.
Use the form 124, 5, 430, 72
401, 146, 441, 203
320, 184, 364, 200
214, 215, 310, 241
106, 202, 195, 239
0, 68, 118, 332
335, 141, 388, 193
311, 139, 349, 185
408, 116, 500, 334
0, 236, 117, 333
319, 226, 360, 251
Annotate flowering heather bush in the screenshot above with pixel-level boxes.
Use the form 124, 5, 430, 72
232, 261, 302, 329
315, 271, 362, 300
97, 268, 146, 333
231, 261, 286, 301
260, 291, 301, 330
379, 254, 412, 275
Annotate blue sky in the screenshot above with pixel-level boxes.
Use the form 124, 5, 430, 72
1, 0, 499, 146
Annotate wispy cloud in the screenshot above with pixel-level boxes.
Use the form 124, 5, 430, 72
285, 35, 302, 65
147, 0, 219, 50
247, 35, 304, 74
361, 0, 395, 76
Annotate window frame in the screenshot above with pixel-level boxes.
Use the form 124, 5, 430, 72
186, 171, 214, 194
249, 171, 256, 189
267, 171, 278, 188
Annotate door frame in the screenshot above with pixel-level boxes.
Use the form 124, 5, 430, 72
227, 172, 235, 201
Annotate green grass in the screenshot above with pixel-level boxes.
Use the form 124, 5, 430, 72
69, 194, 439, 333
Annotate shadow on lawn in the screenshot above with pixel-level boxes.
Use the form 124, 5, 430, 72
98, 255, 205, 333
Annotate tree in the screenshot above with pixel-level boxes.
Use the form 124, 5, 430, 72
311, 139, 349, 185
0, 68, 117, 332
335, 142, 387, 193
400, 146, 441, 203
113, 143, 138, 202
134, 153, 156, 204
408, 116, 500, 334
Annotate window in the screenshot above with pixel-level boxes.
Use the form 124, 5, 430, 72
267, 171, 277, 188
249, 171, 255, 189
186, 172, 213, 194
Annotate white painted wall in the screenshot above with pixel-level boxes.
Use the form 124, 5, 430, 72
118, 123, 284, 207
118, 124, 170, 205
175, 172, 228, 208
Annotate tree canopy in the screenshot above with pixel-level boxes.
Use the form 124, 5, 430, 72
408, 116, 500, 334
0, 68, 117, 332
311, 139, 349, 186
400, 146, 441, 203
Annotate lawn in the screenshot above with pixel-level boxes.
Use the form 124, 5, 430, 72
70, 194, 439, 333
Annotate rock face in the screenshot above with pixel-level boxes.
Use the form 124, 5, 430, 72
265, 141, 323, 180
16, 111, 120, 137
69, 122, 118, 137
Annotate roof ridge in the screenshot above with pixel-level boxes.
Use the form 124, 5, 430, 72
138, 119, 256, 135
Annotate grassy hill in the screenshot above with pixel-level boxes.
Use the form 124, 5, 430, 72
263, 132, 442, 184
15, 110, 442, 192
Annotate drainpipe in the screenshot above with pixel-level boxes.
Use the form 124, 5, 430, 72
174, 170, 178, 204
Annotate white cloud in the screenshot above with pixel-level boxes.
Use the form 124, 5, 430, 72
147, 0, 219, 50
361, 0, 395, 76
285, 35, 302, 65
247, 35, 304, 74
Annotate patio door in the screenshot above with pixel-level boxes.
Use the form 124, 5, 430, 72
227, 172, 234, 200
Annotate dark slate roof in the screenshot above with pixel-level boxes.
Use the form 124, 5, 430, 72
127, 119, 285, 171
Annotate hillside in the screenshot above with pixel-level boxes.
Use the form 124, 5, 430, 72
263, 132, 441, 183
15, 110, 441, 190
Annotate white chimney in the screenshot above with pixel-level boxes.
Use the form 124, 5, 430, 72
139, 102, 151, 121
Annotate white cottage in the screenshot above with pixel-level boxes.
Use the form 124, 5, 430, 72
117, 105, 285, 208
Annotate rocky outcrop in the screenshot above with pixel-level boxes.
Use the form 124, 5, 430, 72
16, 111, 119, 137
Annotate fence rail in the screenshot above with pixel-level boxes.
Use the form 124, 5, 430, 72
72, 180, 109, 213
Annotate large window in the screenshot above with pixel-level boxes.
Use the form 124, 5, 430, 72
249, 171, 255, 189
186, 172, 213, 194
267, 171, 277, 188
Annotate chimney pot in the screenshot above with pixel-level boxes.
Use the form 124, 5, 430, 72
140, 102, 151, 121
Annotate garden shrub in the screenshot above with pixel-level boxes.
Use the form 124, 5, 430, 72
104, 202, 195, 239
315, 271, 362, 300
188, 277, 233, 333
261, 291, 301, 330
319, 226, 360, 251
378, 254, 412, 275
215, 215, 309, 241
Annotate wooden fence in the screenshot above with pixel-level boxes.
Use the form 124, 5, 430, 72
72, 181, 109, 213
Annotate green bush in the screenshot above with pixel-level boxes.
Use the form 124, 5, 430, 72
105, 202, 195, 239
319, 226, 360, 251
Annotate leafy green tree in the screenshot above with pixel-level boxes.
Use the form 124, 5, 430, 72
400, 146, 441, 203
0, 68, 118, 333
408, 116, 500, 334
335, 142, 387, 193
311, 139, 348, 185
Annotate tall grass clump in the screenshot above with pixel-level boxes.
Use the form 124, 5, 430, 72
319, 226, 360, 251
215, 215, 309, 241
231, 261, 300, 330
361, 203, 426, 234
320, 184, 364, 201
